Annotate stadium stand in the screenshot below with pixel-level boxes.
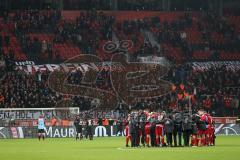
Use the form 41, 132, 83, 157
0, 9, 239, 117
1, 10, 240, 63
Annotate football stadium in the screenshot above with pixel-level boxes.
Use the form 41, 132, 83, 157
0, 0, 239, 160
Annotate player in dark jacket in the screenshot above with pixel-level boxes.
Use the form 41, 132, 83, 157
191, 114, 199, 146
182, 112, 193, 146
129, 118, 138, 147
173, 111, 183, 147
116, 119, 123, 136
74, 116, 83, 140
138, 111, 147, 146
85, 119, 94, 140
163, 115, 174, 147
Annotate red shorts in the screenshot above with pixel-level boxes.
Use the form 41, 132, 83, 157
192, 134, 197, 137
205, 127, 212, 135
145, 126, 150, 135
125, 127, 130, 137
139, 130, 142, 136
211, 127, 215, 134
155, 126, 163, 136
198, 130, 207, 135
208, 127, 215, 135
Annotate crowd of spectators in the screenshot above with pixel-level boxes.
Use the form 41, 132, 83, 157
12, 10, 60, 62
198, 12, 240, 53
0, 33, 15, 74
121, 11, 240, 62
0, 10, 239, 117
55, 11, 114, 55
0, 62, 239, 117
164, 65, 240, 116
115, 18, 159, 57
11, 10, 116, 61
118, 0, 162, 11
1, 10, 238, 64
14, 10, 61, 33
0, 71, 61, 108
11, 10, 161, 62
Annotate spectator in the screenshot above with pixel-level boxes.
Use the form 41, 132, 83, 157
42, 40, 47, 53
4, 34, 10, 47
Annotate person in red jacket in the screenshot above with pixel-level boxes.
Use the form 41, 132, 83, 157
125, 122, 131, 147
203, 96, 212, 111
155, 122, 164, 147
199, 111, 214, 146
224, 96, 233, 115
205, 114, 214, 146
224, 96, 232, 108
145, 121, 151, 147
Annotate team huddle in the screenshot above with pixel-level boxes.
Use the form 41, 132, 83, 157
37, 109, 215, 147
125, 109, 215, 147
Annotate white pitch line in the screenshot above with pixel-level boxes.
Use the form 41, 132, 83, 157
117, 147, 139, 151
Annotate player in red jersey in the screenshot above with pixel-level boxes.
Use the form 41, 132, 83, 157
191, 114, 199, 147
125, 121, 131, 147
195, 111, 206, 146
205, 113, 213, 146
211, 122, 216, 146
145, 121, 151, 147
199, 111, 209, 146
155, 122, 164, 147
138, 110, 148, 147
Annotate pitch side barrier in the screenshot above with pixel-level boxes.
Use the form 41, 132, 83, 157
0, 108, 238, 138
0, 118, 239, 139
0, 124, 239, 139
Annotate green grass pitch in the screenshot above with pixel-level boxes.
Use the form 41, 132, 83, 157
0, 136, 239, 160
